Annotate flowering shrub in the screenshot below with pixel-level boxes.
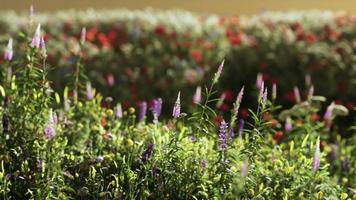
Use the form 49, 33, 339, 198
0, 8, 355, 199
0, 22, 355, 199
0, 9, 355, 115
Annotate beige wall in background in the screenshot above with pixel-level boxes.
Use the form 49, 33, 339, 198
0, 0, 355, 15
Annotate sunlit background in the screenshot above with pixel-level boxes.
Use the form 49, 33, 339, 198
1, 0, 356, 14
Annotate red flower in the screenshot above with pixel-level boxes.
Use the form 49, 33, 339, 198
240, 108, 250, 119
106, 73, 115, 87
306, 33, 318, 44
98, 33, 110, 48
310, 114, 321, 122
218, 103, 230, 111
346, 102, 355, 110
285, 91, 296, 103
273, 131, 284, 143
155, 26, 166, 36
107, 31, 117, 42
86, 27, 98, 42
223, 90, 234, 101
229, 34, 242, 46
191, 50, 203, 63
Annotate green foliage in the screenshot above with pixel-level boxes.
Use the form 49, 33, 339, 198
0, 10, 355, 200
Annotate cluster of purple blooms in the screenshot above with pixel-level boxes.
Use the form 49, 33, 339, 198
44, 109, 58, 140
152, 98, 163, 124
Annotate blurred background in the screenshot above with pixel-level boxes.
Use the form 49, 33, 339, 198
1, 0, 356, 14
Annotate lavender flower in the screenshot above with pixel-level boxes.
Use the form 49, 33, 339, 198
293, 86, 301, 103
312, 137, 320, 172
31, 24, 41, 48
80, 27, 86, 45
4, 38, 13, 61
256, 73, 263, 89
272, 83, 277, 101
172, 92, 181, 118
229, 128, 235, 140
193, 86, 202, 104
307, 85, 314, 101
238, 119, 245, 139
152, 98, 162, 124
258, 81, 265, 102
213, 60, 224, 84
323, 102, 335, 121
218, 120, 228, 151
44, 109, 57, 140
96, 156, 104, 163
115, 103, 123, 119
138, 101, 147, 122
234, 86, 244, 114
262, 88, 268, 107
141, 143, 154, 163
230, 86, 244, 128
284, 117, 292, 132
40, 36, 47, 57
86, 82, 94, 100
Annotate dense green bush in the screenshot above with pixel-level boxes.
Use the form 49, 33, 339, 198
0, 9, 355, 114
0, 24, 355, 199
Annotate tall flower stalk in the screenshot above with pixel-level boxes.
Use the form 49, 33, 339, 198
312, 137, 320, 172
172, 92, 181, 119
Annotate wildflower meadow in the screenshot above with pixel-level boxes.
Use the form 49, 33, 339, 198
0, 6, 355, 200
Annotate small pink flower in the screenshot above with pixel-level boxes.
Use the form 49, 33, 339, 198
31, 24, 41, 48
3, 38, 13, 61
172, 92, 181, 119
193, 86, 202, 104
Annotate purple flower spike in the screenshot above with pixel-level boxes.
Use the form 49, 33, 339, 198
172, 92, 181, 119
141, 143, 154, 163
81, 27, 86, 45
285, 117, 292, 132
238, 119, 245, 139
218, 120, 229, 151
256, 73, 263, 89
115, 103, 123, 119
44, 109, 57, 140
213, 60, 224, 84
262, 88, 268, 106
234, 86, 244, 114
152, 98, 162, 124
323, 102, 334, 121
4, 38, 13, 61
258, 81, 264, 102
86, 82, 94, 100
193, 86, 202, 104
293, 86, 301, 103
139, 101, 147, 122
31, 24, 41, 48
312, 137, 320, 172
